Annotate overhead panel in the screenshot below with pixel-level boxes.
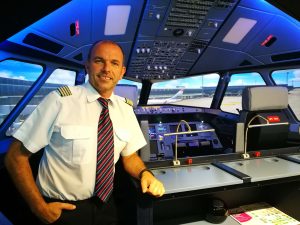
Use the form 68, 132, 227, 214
7, 0, 145, 65
246, 15, 300, 64
191, 0, 288, 74
190, 46, 263, 74
126, 0, 239, 80
91, 0, 145, 43
208, 6, 275, 52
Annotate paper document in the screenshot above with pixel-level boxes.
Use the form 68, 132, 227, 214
230, 202, 300, 225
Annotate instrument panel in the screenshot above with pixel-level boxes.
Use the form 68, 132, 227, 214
135, 105, 234, 161
134, 105, 205, 115
147, 121, 223, 160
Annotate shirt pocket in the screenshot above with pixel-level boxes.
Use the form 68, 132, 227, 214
61, 125, 94, 164
114, 128, 130, 154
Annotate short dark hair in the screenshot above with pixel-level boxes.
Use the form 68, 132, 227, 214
87, 40, 125, 64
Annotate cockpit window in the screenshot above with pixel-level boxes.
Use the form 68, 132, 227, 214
221, 72, 266, 114
148, 74, 219, 107
2, 63, 76, 136
117, 79, 142, 107
118, 79, 142, 89
0, 60, 43, 127
272, 69, 300, 120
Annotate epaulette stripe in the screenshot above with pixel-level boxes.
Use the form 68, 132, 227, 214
57, 86, 72, 97
124, 98, 133, 107
61, 88, 67, 96
65, 86, 72, 96
57, 88, 63, 96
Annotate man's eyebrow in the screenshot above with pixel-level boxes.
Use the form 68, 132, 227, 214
93, 56, 103, 60
93, 56, 121, 63
111, 59, 121, 64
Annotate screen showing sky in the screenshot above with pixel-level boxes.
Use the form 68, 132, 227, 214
1, 59, 300, 88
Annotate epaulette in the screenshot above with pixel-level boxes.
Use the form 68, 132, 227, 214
57, 86, 72, 97
124, 98, 133, 107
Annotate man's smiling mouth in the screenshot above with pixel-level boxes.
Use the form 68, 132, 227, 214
98, 74, 112, 80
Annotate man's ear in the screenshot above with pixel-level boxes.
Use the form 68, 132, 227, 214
120, 66, 126, 79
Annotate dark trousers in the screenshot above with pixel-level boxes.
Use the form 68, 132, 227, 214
42, 196, 119, 225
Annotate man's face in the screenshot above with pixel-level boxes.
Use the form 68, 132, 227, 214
86, 42, 126, 98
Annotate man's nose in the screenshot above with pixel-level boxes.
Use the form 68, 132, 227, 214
102, 62, 111, 72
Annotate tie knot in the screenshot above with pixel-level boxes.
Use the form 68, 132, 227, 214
98, 97, 109, 109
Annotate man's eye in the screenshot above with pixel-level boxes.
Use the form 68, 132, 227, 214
95, 59, 104, 64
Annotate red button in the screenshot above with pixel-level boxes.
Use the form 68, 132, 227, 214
253, 151, 261, 157
186, 158, 193, 164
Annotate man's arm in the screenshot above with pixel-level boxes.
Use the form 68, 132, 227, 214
4, 139, 75, 224
122, 152, 165, 197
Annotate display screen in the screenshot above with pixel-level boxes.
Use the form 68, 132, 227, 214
157, 124, 167, 133
149, 125, 157, 139
169, 124, 183, 137
185, 123, 197, 137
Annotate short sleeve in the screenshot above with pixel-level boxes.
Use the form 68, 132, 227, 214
13, 91, 61, 153
120, 108, 147, 156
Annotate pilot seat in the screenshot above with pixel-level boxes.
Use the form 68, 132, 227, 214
238, 86, 290, 152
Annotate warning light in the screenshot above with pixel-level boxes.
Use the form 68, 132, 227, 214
186, 158, 193, 165
267, 115, 280, 123
252, 151, 261, 157
260, 34, 277, 47
75, 20, 80, 36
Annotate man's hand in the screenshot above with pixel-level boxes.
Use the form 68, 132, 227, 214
121, 153, 165, 197
140, 171, 165, 197
33, 201, 76, 224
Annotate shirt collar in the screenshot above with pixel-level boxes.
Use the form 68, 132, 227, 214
84, 82, 117, 105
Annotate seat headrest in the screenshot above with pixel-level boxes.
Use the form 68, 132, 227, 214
242, 86, 288, 111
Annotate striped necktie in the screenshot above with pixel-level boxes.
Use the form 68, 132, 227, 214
94, 97, 114, 202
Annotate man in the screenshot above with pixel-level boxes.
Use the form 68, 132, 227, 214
4, 40, 165, 225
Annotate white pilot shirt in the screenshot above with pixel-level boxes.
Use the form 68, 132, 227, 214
13, 82, 146, 200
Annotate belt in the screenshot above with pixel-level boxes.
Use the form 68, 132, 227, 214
43, 195, 111, 207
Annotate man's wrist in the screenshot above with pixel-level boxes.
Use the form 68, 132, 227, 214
138, 168, 154, 179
